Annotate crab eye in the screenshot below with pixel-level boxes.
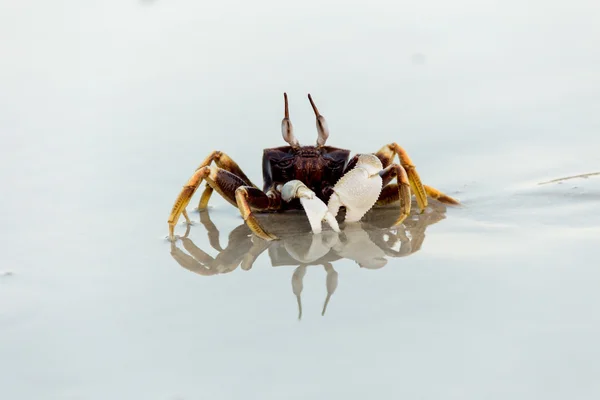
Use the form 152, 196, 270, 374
277, 158, 294, 169
327, 159, 344, 170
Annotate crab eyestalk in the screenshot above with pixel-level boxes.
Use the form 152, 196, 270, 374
281, 92, 300, 148
308, 93, 329, 147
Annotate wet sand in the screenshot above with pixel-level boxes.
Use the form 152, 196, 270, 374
2, 1, 600, 399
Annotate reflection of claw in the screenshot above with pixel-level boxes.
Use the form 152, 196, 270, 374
322, 263, 338, 316
281, 180, 340, 234
291, 266, 307, 320
291, 263, 338, 320
333, 224, 387, 269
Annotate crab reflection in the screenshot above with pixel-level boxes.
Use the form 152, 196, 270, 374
170, 202, 448, 319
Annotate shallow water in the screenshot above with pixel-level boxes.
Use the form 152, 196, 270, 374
2, 1, 600, 399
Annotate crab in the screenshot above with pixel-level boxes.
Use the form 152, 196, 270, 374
167, 93, 459, 240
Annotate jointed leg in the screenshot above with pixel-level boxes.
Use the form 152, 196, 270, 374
377, 164, 412, 225
424, 184, 460, 205
235, 186, 281, 241
168, 166, 212, 240
375, 143, 459, 210
196, 151, 256, 188
375, 143, 427, 210
198, 186, 214, 210
168, 165, 252, 240
182, 210, 192, 225
195, 151, 257, 210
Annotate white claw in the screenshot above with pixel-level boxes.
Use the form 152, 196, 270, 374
281, 180, 314, 202
328, 154, 383, 222
281, 180, 340, 234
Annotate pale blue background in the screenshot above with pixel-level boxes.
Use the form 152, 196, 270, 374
1, 1, 599, 399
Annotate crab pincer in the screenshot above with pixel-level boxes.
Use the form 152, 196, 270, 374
328, 154, 384, 222
281, 180, 340, 234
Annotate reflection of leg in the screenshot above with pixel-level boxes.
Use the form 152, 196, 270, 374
170, 229, 256, 276
180, 223, 192, 239
209, 226, 256, 274
367, 228, 413, 258
292, 266, 307, 320
170, 240, 218, 276
322, 263, 338, 316
181, 237, 215, 267
199, 210, 223, 251
241, 237, 271, 271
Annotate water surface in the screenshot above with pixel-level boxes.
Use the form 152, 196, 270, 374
1, 1, 600, 399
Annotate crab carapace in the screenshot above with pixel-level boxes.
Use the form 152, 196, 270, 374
167, 93, 459, 240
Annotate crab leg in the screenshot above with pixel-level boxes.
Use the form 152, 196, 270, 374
182, 209, 192, 225
168, 165, 254, 240
375, 143, 459, 211
423, 184, 460, 205
168, 149, 258, 239
235, 186, 280, 241
375, 183, 458, 208
194, 151, 257, 210
377, 164, 412, 225
168, 166, 212, 240
198, 186, 214, 210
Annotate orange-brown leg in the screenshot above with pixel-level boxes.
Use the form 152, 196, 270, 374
168, 166, 211, 240
168, 165, 252, 240
375, 143, 459, 210
423, 185, 460, 205
235, 186, 281, 241
377, 184, 460, 209
376, 164, 412, 225
194, 151, 258, 210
